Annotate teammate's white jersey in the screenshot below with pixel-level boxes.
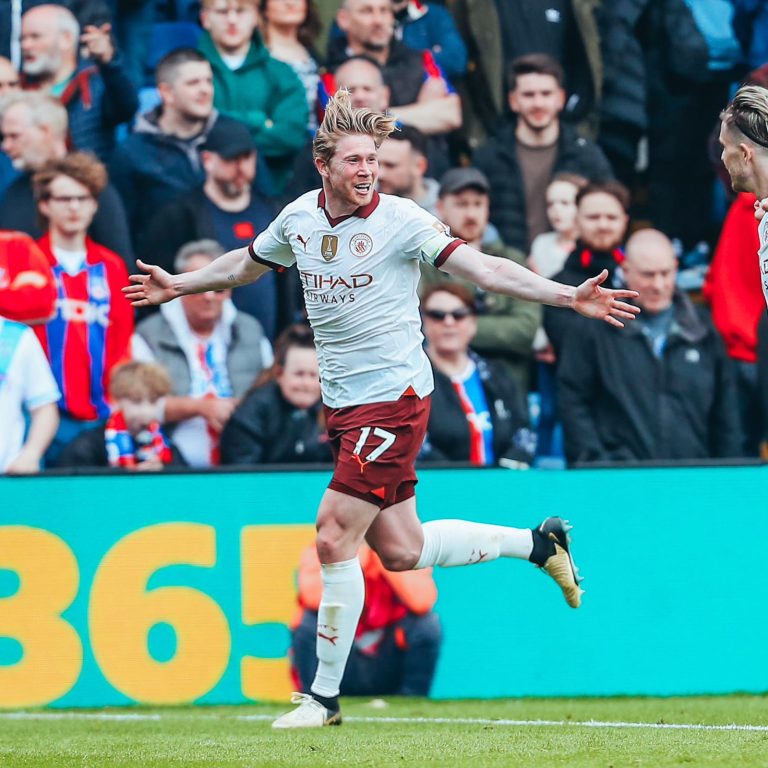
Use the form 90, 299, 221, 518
759, 212, 768, 308
250, 190, 462, 408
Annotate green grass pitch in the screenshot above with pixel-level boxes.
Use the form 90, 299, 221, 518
2, 696, 768, 767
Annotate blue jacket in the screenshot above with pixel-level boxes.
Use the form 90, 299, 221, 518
109, 107, 220, 243
58, 55, 138, 160
395, 0, 467, 79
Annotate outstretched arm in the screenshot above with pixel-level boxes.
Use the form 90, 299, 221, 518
441, 243, 640, 327
122, 247, 270, 307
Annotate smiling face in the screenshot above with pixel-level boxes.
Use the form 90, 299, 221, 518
161, 60, 214, 120
316, 133, 378, 211
276, 346, 321, 409
509, 72, 565, 134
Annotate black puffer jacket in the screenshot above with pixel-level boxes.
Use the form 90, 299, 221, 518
420, 355, 534, 465
596, 0, 650, 167
557, 294, 743, 465
542, 242, 625, 356
220, 381, 332, 465
472, 121, 613, 252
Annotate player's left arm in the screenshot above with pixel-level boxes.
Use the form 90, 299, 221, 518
441, 242, 640, 327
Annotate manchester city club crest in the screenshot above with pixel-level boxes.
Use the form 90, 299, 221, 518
321, 234, 339, 261
350, 233, 373, 257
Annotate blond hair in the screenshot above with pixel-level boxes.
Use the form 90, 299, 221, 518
110, 362, 172, 402
721, 85, 768, 149
312, 89, 396, 165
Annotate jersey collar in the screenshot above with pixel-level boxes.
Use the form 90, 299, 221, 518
317, 190, 380, 227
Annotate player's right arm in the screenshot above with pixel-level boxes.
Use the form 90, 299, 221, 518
122, 247, 269, 307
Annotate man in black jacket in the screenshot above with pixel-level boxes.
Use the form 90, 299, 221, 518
543, 179, 630, 357
472, 53, 612, 253
557, 228, 742, 465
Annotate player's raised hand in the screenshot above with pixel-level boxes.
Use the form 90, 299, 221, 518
123, 260, 178, 307
754, 198, 768, 221
572, 269, 640, 328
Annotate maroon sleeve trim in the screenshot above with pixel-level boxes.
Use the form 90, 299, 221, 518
434, 238, 466, 269
248, 241, 286, 273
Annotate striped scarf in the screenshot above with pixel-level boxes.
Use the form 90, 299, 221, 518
105, 411, 172, 468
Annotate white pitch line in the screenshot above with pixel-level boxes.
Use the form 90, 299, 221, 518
2, 712, 767, 732
237, 714, 768, 732
0, 713, 161, 721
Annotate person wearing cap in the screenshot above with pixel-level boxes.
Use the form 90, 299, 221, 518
420, 166, 540, 399
137, 118, 290, 340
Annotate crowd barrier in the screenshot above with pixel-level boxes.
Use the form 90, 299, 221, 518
1, 465, 766, 708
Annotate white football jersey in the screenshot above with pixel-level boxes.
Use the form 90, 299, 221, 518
759, 211, 768, 308
250, 191, 462, 408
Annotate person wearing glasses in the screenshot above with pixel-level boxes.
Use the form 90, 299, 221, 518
31, 151, 133, 465
420, 283, 534, 468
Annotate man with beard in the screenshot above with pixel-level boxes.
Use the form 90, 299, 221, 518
138, 119, 283, 339
543, 180, 630, 357
472, 53, 612, 253
376, 124, 439, 214
19, 4, 137, 160
420, 167, 540, 398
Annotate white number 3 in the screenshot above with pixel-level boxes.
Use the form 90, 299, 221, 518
352, 426, 397, 462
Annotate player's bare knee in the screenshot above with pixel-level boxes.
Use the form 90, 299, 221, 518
377, 544, 421, 572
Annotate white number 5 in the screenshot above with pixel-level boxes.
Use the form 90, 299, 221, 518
352, 426, 397, 461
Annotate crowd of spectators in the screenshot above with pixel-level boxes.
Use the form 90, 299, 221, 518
2, 0, 768, 477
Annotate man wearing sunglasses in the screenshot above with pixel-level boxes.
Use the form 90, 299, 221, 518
126, 90, 640, 729
720, 84, 768, 310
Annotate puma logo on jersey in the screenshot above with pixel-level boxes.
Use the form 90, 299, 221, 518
297, 235, 310, 251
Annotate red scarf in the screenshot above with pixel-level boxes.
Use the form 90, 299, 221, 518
105, 411, 172, 468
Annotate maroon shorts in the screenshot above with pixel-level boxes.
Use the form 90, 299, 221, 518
325, 392, 431, 508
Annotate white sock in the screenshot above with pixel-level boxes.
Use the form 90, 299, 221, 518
310, 557, 365, 699
414, 519, 533, 569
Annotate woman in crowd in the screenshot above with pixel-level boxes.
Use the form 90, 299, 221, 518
56, 361, 186, 470
420, 284, 534, 467
32, 151, 133, 464
259, 0, 323, 133
220, 323, 331, 464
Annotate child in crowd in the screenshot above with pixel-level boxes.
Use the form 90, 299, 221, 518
528, 173, 587, 278
56, 361, 185, 470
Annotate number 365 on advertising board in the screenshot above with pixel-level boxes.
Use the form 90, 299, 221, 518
0, 523, 315, 708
